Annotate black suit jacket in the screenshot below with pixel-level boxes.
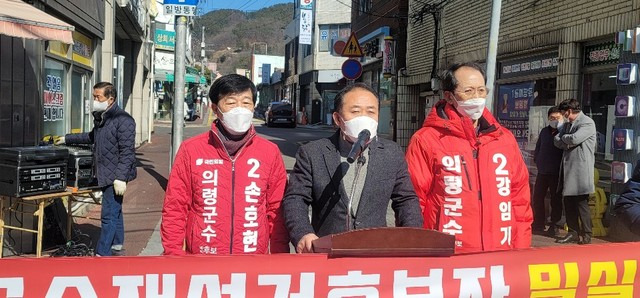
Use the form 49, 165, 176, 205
283, 131, 423, 245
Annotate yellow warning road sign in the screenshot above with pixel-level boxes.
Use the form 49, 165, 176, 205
341, 32, 363, 57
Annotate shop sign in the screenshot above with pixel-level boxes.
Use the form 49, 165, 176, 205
154, 51, 175, 71
499, 53, 557, 79
362, 37, 381, 58
72, 32, 93, 68
44, 74, 64, 122
383, 37, 395, 77
48, 41, 70, 59
584, 42, 621, 66
155, 29, 176, 51
300, 0, 314, 10
299, 9, 313, 45
498, 82, 535, 149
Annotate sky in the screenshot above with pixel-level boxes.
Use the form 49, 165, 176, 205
200, 0, 293, 13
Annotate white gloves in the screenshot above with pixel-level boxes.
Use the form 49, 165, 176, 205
114, 179, 127, 196
54, 136, 65, 145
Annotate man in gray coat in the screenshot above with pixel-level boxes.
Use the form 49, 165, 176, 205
283, 83, 423, 253
553, 98, 596, 244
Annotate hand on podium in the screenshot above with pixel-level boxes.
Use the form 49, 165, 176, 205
296, 233, 319, 253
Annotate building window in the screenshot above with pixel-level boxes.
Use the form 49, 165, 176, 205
359, 0, 372, 15
318, 24, 351, 52
43, 58, 68, 138
303, 44, 312, 57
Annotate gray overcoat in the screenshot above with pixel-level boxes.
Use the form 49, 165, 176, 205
553, 112, 597, 196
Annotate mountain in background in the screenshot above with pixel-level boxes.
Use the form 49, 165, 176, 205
193, 3, 294, 75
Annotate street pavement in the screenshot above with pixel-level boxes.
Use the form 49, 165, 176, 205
67, 118, 610, 257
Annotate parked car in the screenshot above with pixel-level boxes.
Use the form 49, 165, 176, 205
265, 102, 296, 128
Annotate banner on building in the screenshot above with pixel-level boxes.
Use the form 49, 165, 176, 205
0, 243, 638, 296
498, 82, 535, 149
299, 9, 313, 45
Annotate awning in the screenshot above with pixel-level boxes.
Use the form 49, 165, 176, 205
0, 0, 75, 44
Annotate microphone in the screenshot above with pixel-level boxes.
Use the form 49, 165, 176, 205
347, 129, 371, 163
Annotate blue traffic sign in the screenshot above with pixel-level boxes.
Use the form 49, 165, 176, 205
164, 0, 198, 5
342, 59, 362, 80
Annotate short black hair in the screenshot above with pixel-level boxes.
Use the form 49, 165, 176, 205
333, 83, 379, 112
557, 98, 581, 112
441, 62, 486, 92
548, 106, 561, 117
208, 74, 257, 105
93, 82, 117, 100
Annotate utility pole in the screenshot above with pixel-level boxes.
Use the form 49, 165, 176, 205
485, 0, 502, 112
171, 15, 187, 167
201, 26, 205, 77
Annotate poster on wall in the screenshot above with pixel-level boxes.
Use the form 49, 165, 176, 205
612, 128, 634, 150
615, 95, 636, 117
611, 161, 633, 183
498, 82, 535, 150
527, 106, 554, 151
43, 74, 64, 122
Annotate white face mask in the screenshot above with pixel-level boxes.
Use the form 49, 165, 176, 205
93, 100, 110, 112
219, 107, 254, 135
341, 116, 378, 143
454, 97, 486, 120
549, 119, 559, 129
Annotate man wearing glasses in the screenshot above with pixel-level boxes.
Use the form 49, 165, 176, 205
406, 62, 533, 254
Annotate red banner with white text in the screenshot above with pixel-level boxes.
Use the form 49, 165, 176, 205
0, 242, 639, 297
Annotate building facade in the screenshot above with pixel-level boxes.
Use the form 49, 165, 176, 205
351, 0, 408, 140
283, 0, 351, 125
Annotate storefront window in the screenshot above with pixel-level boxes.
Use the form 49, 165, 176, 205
583, 71, 617, 195
43, 59, 67, 138
497, 78, 557, 170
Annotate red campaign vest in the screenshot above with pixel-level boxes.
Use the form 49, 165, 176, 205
162, 124, 289, 255
407, 101, 533, 254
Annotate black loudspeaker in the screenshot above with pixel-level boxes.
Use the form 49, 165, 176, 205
42, 199, 72, 250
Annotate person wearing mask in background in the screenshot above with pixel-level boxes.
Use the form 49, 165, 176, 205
554, 98, 596, 245
406, 62, 533, 254
283, 83, 423, 253
56, 82, 137, 256
532, 106, 565, 237
161, 74, 289, 255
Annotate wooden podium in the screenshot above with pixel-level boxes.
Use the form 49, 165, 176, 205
312, 227, 455, 257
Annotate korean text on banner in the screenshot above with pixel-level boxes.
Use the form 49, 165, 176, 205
299, 9, 312, 45
0, 243, 638, 296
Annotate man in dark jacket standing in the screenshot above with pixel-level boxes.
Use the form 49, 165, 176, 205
532, 106, 565, 236
283, 83, 423, 253
56, 82, 137, 256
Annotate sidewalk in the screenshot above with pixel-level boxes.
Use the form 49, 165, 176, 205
73, 117, 211, 256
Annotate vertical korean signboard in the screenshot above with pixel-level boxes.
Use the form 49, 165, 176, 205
299, 9, 313, 45
498, 82, 535, 149
299, 0, 313, 45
